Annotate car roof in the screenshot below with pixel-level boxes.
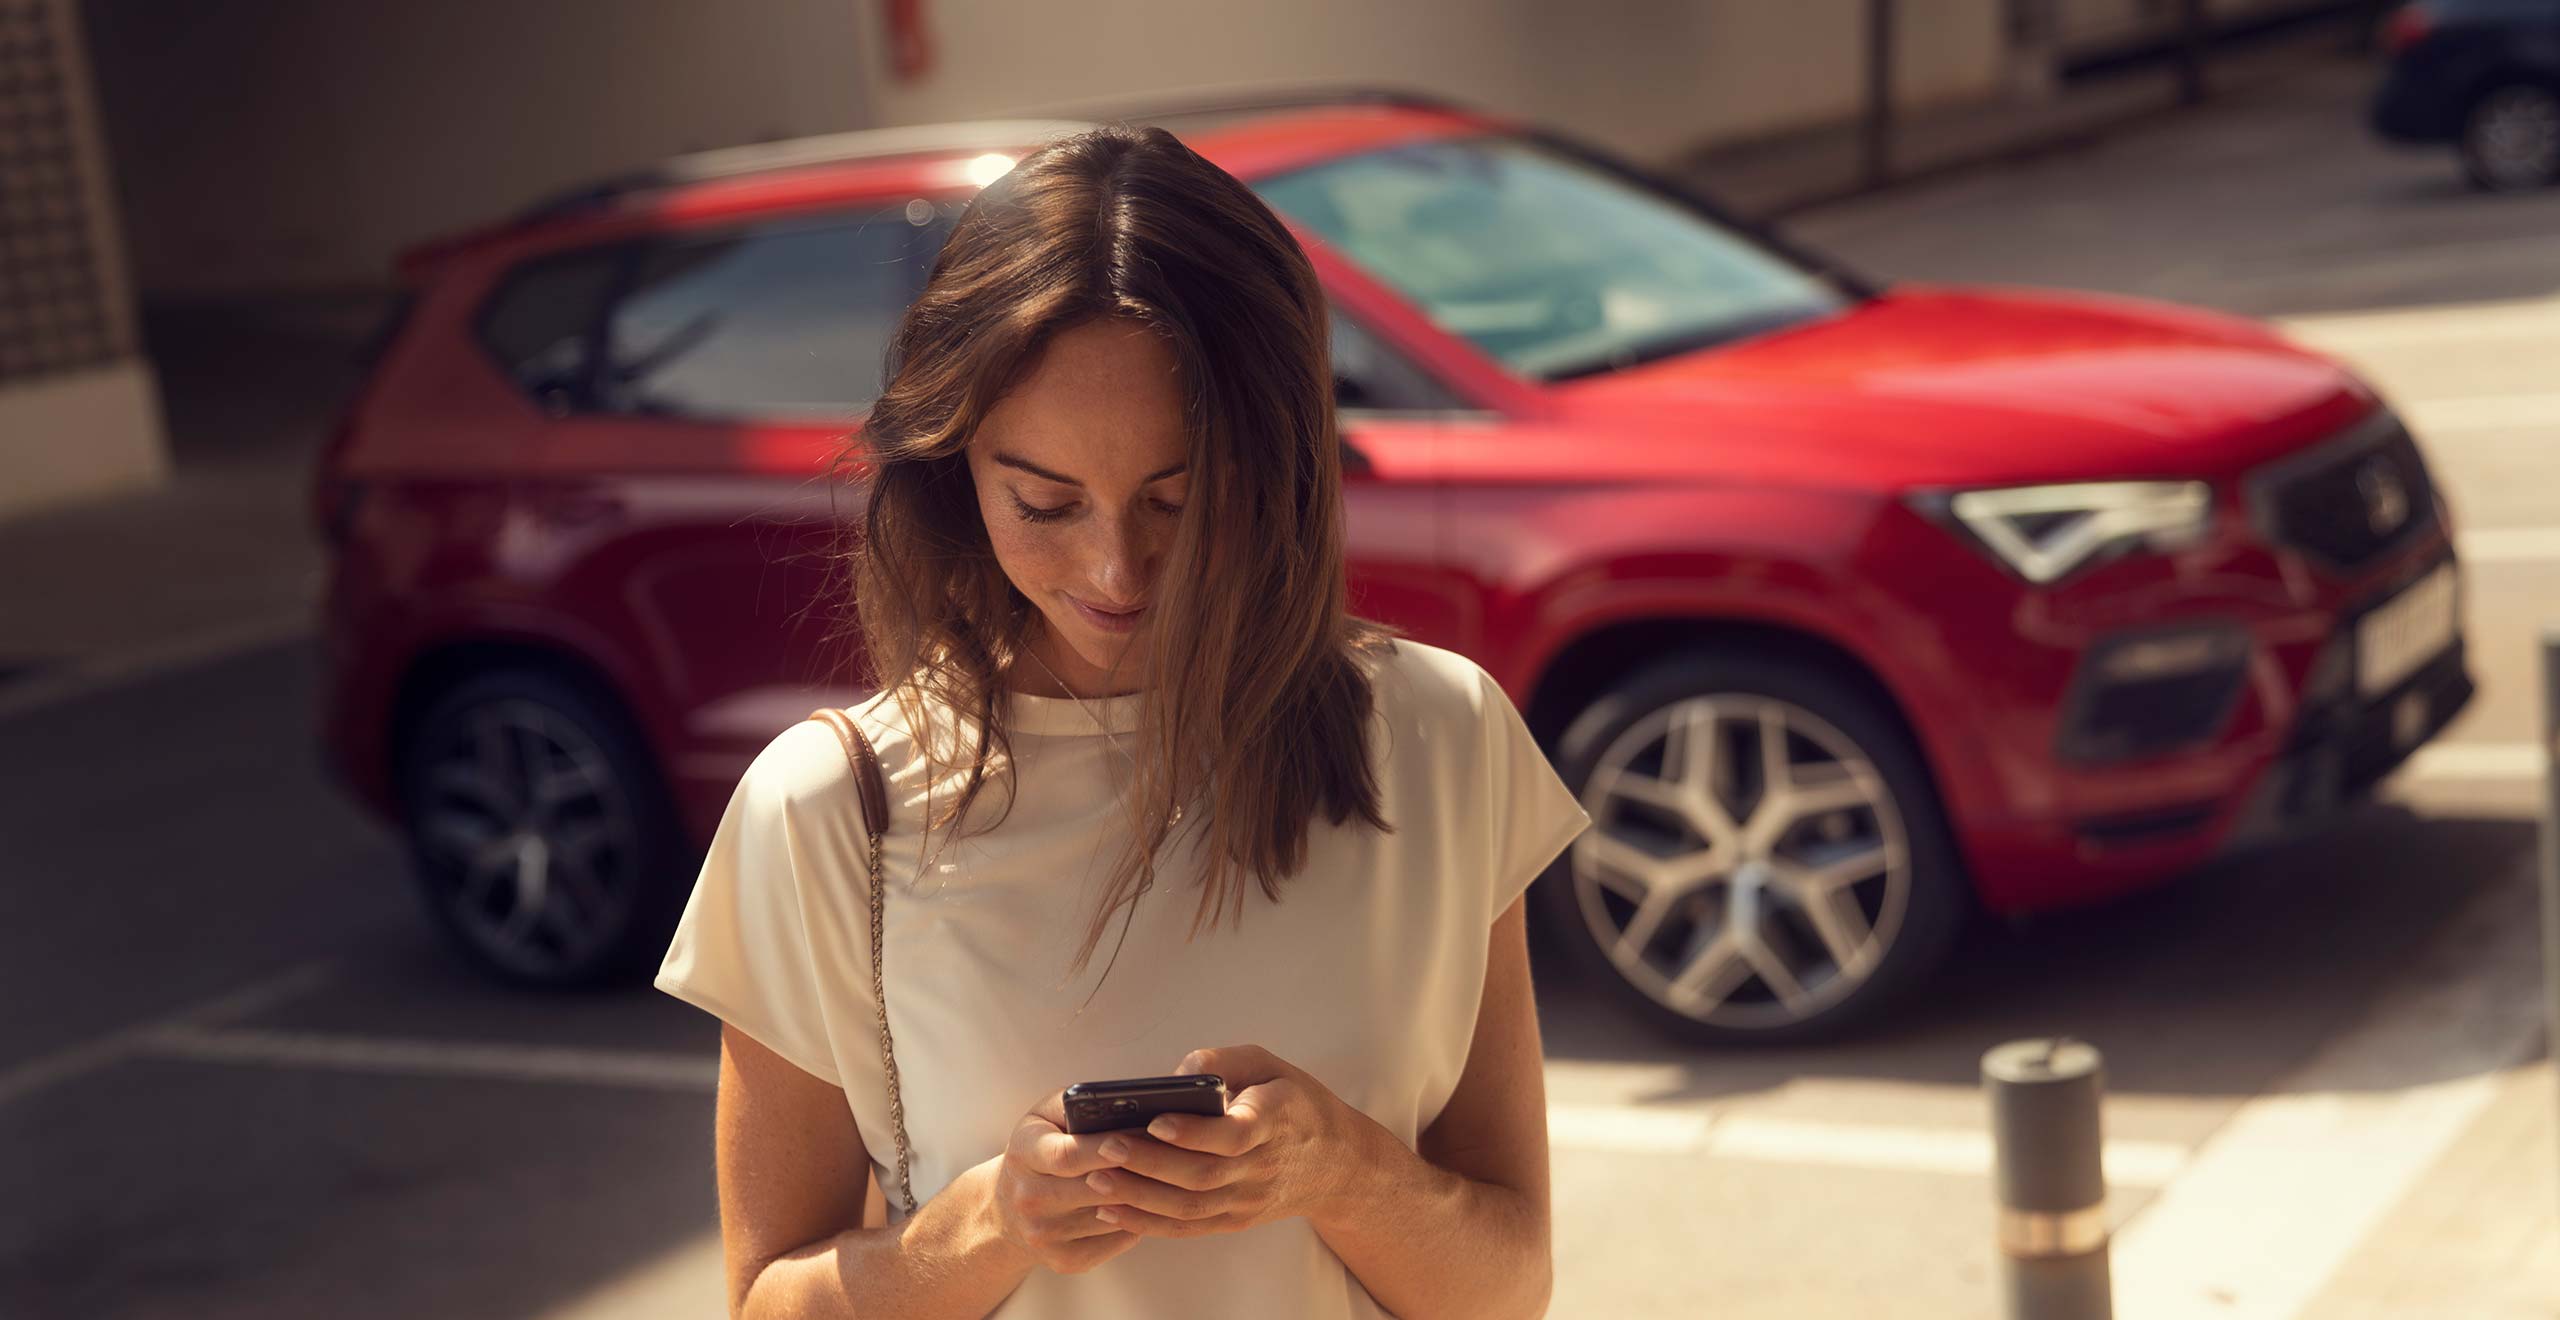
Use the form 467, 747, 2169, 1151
399, 90, 1506, 274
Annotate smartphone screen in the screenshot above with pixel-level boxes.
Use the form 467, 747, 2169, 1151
1062, 1073, 1229, 1133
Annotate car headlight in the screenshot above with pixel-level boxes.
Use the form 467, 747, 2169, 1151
1917, 481, 2213, 584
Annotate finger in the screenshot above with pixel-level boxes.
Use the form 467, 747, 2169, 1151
1096, 1202, 1242, 1239
1086, 1167, 1230, 1222
1023, 1126, 1132, 1178
1045, 1203, 1134, 1242
1175, 1044, 1285, 1087
1146, 1100, 1270, 1158
1060, 1227, 1143, 1272
1094, 1131, 1236, 1192
1014, 1167, 1128, 1220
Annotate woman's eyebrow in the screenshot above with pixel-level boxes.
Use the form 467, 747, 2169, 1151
991, 452, 1187, 486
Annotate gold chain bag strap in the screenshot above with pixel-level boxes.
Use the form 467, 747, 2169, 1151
802, 706, 920, 1220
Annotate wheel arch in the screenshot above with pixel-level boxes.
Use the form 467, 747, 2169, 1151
1521, 616, 1932, 782
387, 634, 659, 812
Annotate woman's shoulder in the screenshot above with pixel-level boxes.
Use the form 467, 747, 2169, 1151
1364, 637, 1506, 730
741, 690, 932, 815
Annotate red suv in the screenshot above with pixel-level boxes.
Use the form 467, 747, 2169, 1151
316, 94, 2471, 1042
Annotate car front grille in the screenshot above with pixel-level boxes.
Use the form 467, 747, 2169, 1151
2248, 412, 2438, 572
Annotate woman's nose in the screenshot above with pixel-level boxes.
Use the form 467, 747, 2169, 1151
1088, 512, 1157, 604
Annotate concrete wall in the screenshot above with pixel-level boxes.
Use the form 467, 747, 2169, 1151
2053, 0, 2350, 55
77, 0, 879, 297
861, 0, 2007, 164
69, 0, 2014, 299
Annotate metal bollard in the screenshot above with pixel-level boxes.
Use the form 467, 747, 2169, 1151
1984, 1038, 2113, 1320
2541, 632, 2560, 1224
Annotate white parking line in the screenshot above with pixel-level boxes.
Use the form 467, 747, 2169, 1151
2111, 862, 2548, 1320
0, 611, 312, 722
2459, 526, 2560, 564
2407, 391, 2560, 435
2405, 742, 2545, 782
2278, 294, 2560, 350
1545, 1104, 2189, 1188
1708, 1113, 2190, 1188
138, 1025, 721, 1092
0, 958, 338, 1108
1544, 1102, 1714, 1152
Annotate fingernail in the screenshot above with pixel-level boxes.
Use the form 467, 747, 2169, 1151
1100, 1138, 1129, 1160
1088, 1171, 1114, 1191
1097, 1207, 1121, 1223
1146, 1117, 1173, 1139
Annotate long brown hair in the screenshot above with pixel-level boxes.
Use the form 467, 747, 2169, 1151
823, 123, 1398, 979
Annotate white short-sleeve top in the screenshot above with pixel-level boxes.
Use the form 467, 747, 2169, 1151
654, 637, 1590, 1319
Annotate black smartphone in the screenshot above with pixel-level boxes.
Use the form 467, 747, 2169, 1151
1062, 1073, 1229, 1134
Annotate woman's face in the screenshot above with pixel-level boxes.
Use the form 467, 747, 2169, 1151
968, 317, 1192, 696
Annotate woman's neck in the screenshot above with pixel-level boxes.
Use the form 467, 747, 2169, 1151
1007, 632, 1148, 701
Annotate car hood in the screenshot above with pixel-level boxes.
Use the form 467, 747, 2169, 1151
1547, 285, 2376, 489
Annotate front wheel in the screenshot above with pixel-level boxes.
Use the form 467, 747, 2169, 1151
1534, 650, 1969, 1045
2460, 83, 2560, 192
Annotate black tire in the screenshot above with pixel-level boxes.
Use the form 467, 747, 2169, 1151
1531, 648, 1968, 1046
2459, 82, 2560, 193
396, 667, 693, 989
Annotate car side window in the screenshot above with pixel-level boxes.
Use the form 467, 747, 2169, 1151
598, 208, 936, 422
477, 249, 623, 415
1332, 308, 1468, 413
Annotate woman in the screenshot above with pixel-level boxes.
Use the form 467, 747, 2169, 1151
655, 123, 1589, 1320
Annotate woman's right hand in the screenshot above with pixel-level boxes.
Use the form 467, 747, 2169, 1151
985, 1090, 1140, 1275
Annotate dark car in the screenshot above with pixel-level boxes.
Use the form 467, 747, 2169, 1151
2372, 0, 2560, 189
317, 96, 2470, 1043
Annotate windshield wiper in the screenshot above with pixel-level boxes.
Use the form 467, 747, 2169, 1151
1536, 302, 1837, 382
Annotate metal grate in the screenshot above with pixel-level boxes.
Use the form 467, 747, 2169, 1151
0, 0, 125, 385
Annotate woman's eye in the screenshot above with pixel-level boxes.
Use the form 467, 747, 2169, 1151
1011, 495, 1074, 524
1151, 499, 1186, 516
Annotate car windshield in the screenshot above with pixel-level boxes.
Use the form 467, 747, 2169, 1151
1253, 134, 1846, 381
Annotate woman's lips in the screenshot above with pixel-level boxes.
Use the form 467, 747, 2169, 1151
1068, 595, 1147, 634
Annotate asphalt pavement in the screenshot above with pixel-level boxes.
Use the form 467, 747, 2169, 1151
3, 48, 2556, 1320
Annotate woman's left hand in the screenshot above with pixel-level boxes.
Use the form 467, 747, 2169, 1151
1084, 1044, 1372, 1239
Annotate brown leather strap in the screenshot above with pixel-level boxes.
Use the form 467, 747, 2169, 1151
805, 707, 890, 840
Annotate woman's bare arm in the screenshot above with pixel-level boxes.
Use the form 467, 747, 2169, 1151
716, 1024, 1037, 1319
1307, 894, 1554, 1319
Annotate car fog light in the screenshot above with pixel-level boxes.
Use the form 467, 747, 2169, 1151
2099, 629, 2246, 682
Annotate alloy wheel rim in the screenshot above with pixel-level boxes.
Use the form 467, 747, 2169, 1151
1571, 694, 1911, 1030
2471, 88, 2560, 190
412, 699, 640, 978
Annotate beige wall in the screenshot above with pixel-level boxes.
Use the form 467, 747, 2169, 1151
0, 364, 170, 522
79, 0, 879, 297
4, 0, 165, 519
861, 0, 2005, 163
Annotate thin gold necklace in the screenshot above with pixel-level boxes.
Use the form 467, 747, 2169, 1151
1020, 641, 1176, 1013
1019, 644, 1182, 827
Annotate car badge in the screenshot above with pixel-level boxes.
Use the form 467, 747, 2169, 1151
2356, 459, 2409, 537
